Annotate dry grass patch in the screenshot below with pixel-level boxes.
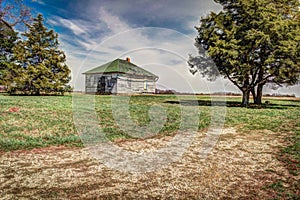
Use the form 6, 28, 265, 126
0, 127, 292, 199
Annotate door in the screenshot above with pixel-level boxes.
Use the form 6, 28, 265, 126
97, 76, 106, 93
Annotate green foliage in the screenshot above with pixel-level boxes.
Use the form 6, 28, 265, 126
189, 0, 300, 106
0, 20, 18, 86
0, 0, 31, 88
8, 14, 71, 95
0, 21, 17, 60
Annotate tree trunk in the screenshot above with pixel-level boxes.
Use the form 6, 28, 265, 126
251, 87, 257, 104
255, 83, 263, 104
241, 90, 250, 107
255, 67, 264, 105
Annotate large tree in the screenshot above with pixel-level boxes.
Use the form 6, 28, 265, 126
188, 0, 300, 106
0, 0, 31, 88
0, 19, 17, 86
10, 14, 71, 95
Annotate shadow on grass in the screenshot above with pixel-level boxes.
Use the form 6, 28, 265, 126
164, 100, 300, 109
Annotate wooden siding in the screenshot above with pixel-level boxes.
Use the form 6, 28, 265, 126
117, 77, 156, 94
85, 74, 101, 93
85, 74, 156, 94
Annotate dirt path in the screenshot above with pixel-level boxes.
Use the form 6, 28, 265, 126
0, 128, 290, 199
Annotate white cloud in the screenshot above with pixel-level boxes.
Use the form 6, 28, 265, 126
75, 39, 98, 51
58, 18, 86, 35
99, 7, 131, 34
33, 0, 46, 5
47, 18, 59, 26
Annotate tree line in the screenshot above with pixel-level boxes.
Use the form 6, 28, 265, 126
189, 0, 299, 106
0, 1, 71, 95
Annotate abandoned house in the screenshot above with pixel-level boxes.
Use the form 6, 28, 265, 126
83, 58, 159, 94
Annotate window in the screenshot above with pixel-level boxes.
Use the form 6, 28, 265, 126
107, 77, 112, 87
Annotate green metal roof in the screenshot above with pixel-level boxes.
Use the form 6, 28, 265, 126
83, 59, 158, 78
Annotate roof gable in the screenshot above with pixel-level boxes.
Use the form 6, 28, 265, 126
83, 59, 158, 78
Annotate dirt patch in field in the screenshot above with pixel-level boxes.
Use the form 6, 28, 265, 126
0, 127, 293, 199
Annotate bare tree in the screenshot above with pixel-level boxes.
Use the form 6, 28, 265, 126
0, 0, 31, 29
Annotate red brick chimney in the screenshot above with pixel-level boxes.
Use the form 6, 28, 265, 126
126, 57, 131, 62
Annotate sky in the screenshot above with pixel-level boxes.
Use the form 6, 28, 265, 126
7, 0, 300, 96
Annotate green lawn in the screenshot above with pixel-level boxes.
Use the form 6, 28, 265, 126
0, 93, 299, 151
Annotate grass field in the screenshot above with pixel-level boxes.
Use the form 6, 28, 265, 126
0, 94, 298, 150
0, 93, 299, 198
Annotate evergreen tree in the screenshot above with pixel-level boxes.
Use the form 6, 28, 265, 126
188, 0, 300, 106
0, 0, 31, 90
0, 19, 18, 87
11, 14, 71, 95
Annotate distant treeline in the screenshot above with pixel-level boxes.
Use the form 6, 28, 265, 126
155, 89, 296, 97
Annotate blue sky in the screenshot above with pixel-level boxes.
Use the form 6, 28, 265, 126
8, 0, 300, 96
